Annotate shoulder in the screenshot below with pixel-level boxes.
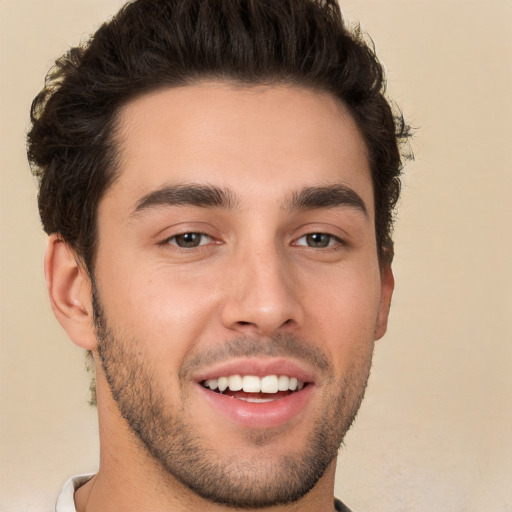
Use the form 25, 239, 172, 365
334, 497, 354, 512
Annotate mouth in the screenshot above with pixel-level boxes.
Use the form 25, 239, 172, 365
201, 374, 307, 403
195, 361, 315, 429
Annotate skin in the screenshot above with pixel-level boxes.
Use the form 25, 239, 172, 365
45, 82, 394, 512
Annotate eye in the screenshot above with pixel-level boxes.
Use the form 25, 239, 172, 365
294, 233, 341, 248
166, 232, 212, 248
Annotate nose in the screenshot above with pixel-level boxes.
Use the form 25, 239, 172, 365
220, 242, 303, 337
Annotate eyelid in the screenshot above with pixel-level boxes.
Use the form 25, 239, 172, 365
161, 232, 214, 247
153, 219, 223, 245
293, 232, 344, 248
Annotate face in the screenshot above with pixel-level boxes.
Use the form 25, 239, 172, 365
92, 82, 393, 507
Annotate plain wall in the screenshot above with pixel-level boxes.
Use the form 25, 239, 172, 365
1, 1, 511, 511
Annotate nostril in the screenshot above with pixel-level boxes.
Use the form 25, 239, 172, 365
235, 318, 293, 330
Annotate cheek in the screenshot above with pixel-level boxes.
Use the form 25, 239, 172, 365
95, 257, 223, 357
305, 267, 381, 367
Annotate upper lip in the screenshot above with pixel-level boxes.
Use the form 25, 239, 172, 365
193, 357, 316, 384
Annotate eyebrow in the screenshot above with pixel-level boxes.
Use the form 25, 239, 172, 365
286, 185, 368, 218
130, 182, 368, 219
131, 183, 237, 218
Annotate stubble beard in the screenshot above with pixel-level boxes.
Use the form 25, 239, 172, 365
93, 287, 374, 508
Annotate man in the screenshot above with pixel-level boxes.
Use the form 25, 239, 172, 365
27, 0, 410, 510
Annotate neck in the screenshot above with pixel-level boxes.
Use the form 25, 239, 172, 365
75, 466, 338, 512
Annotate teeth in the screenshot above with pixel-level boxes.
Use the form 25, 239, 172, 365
217, 376, 228, 392
203, 374, 305, 394
242, 375, 261, 393
278, 375, 290, 391
207, 378, 218, 390
261, 375, 279, 393
228, 375, 243, 391
237, 396, 278, 403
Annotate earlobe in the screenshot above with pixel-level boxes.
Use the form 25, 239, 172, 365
44, 234, 97, 350
375, 263, 394, 340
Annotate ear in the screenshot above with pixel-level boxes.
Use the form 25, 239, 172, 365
374, 263, 394, 340
44, 234, 97, 350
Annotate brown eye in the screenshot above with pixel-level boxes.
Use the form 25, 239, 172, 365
169, 233, 209, 248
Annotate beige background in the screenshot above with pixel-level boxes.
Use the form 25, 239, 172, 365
1, 1, 511, 511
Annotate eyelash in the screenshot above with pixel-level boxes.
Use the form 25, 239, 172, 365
293, 233, 344, 249
161, 232, 214, 249
160, 231, 344, 250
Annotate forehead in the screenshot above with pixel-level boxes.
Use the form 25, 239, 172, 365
107, 82, 373, 214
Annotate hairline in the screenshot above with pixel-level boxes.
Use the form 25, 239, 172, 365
83, 77, 382, 274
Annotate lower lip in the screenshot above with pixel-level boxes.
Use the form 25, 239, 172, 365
197, 384, 314, 429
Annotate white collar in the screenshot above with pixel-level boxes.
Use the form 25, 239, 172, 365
55, 474, 94, 512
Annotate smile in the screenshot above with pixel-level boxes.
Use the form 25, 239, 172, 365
196, 363, 315, 428
202, 374, 305, 394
